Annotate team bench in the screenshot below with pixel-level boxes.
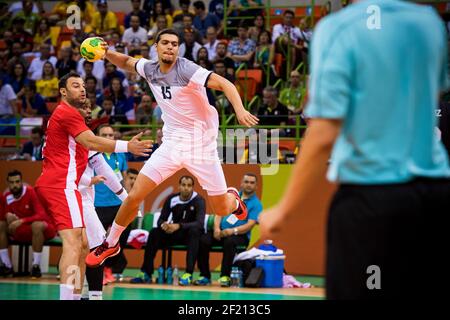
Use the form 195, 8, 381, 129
10, 213, 248, 274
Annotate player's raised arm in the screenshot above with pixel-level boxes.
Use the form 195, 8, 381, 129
206, 73, 259, 127
98, 38, 140, 74
75, 131, 152, 157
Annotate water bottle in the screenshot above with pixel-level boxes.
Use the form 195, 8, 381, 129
173, 265, 179, 286
166, 266, 173, 285
157, 265, 165, 284
230, 267, 240, 288
238, 268, 244, 288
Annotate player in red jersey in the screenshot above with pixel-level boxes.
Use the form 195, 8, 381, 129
34, 72, 151, 300
0, 170, 56, 278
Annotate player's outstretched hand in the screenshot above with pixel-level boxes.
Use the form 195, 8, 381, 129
237, 110, 259, 127
128, 132, 153, 157
96, 37, 109, 57
259, 205, 285, 241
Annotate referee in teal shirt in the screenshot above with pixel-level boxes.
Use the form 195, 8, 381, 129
260, 0, 450, 299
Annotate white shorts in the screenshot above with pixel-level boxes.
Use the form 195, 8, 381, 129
82, 199, 106, 249
140, 141, 227, 196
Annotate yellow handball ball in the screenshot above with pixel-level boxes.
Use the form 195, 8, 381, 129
80, 37, 106, 62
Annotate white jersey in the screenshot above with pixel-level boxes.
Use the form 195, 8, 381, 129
135, 57, 218, 151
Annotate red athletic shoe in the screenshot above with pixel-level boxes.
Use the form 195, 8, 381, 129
85, 241, 121, 267
103, 267, 115, 286
227, 187, 248, 220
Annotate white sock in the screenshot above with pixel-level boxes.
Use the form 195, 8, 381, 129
106, 222, 125, 247
60, 284, 74, 300
89, 291, 103, 300
81, 278, 89, 300
0, 249, 12, 268
72, 294, 81, 300
32, 252, 42, 266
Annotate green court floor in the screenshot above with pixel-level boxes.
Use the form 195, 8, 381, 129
0, 268, 325, 300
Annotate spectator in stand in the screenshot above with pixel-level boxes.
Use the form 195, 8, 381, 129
179, 28, 202, 62
122, 15, 148, 50
97, 95, 114, 120
0, 1, 12, 34
279, 70, 305, 114
50, 0, 77, 22
87, 91, 103, 120
236, 0, 264, 17
71, 27, 88, 50
33, 18, 53, 52
272, 10, 305, 72
213, 42, 235, 77
20, 126, 44, 161
102, 60, 128, 90
6, 62, 30, 99
0, 75, 18, 116
85, 75, 103, 103
76, 0, 96, 26
0, 170, 57, 278
148, 14, 168, 45
213, 60, 233, 114
21, 81, 48, 117
178, 14, 203, 45
149, 1, 173, 29
248, 14, 267, 43
78, 58, 105, 86
196, 47, 212, 66
36, 61, 58, 102
125, 0, 149, 29
192, 0, 221, 39
107, 77, 134, 118
214, 59, 234, 83
227, 21, 256, 68
209, 0, 230, 21
253, 30, 275, 82
9, 16, 33, 53
257, 86, 290, 136
203, 26, 219, 61
135, 94, 154, 125
173, 0, 195, 30
90, 0, 118, 36
56, 46, 77, 78
6, 42, 29, 76
15, 0, 40, 34
143, 0, 172, 16
28, 44, 57, 81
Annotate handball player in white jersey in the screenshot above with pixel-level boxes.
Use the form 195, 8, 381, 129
86, 29, 259, 267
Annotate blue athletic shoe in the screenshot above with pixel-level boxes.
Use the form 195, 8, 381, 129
130, 271, 152, 284
179, 273, 192, 286
193, 276, 211, 286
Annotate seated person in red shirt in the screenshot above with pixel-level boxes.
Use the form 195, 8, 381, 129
0, 170, 57, 278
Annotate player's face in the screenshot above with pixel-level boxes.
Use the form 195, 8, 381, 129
62, 77, 86, 108
156, 34, 179, 64
125, 173, 138, 189
79, 101, 92, 125
179, 178, 194, 198
241, 175, 257, 195
7, 175, 23, 196
99, 126, 115, 140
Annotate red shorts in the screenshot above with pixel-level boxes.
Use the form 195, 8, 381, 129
11, 221, 57, 242
35, 187, 85, 231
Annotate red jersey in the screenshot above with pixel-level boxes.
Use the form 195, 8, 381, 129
1, 185, 53, 225
35, 101, 90, 190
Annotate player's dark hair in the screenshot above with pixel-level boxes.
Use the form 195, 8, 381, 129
58, 71, 81, 90
155, 28, 180, 44
127, 168, 139, 175
7, 170, 22, 180
85, 75, 98, 85
179, 175, 194, 185
244, 173, 258, 182
284, 9, 295, 16
31, 126, 44, 136
193, 1, 205, 11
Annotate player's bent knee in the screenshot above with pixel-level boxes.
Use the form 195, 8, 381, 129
31, 221, 45, 233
